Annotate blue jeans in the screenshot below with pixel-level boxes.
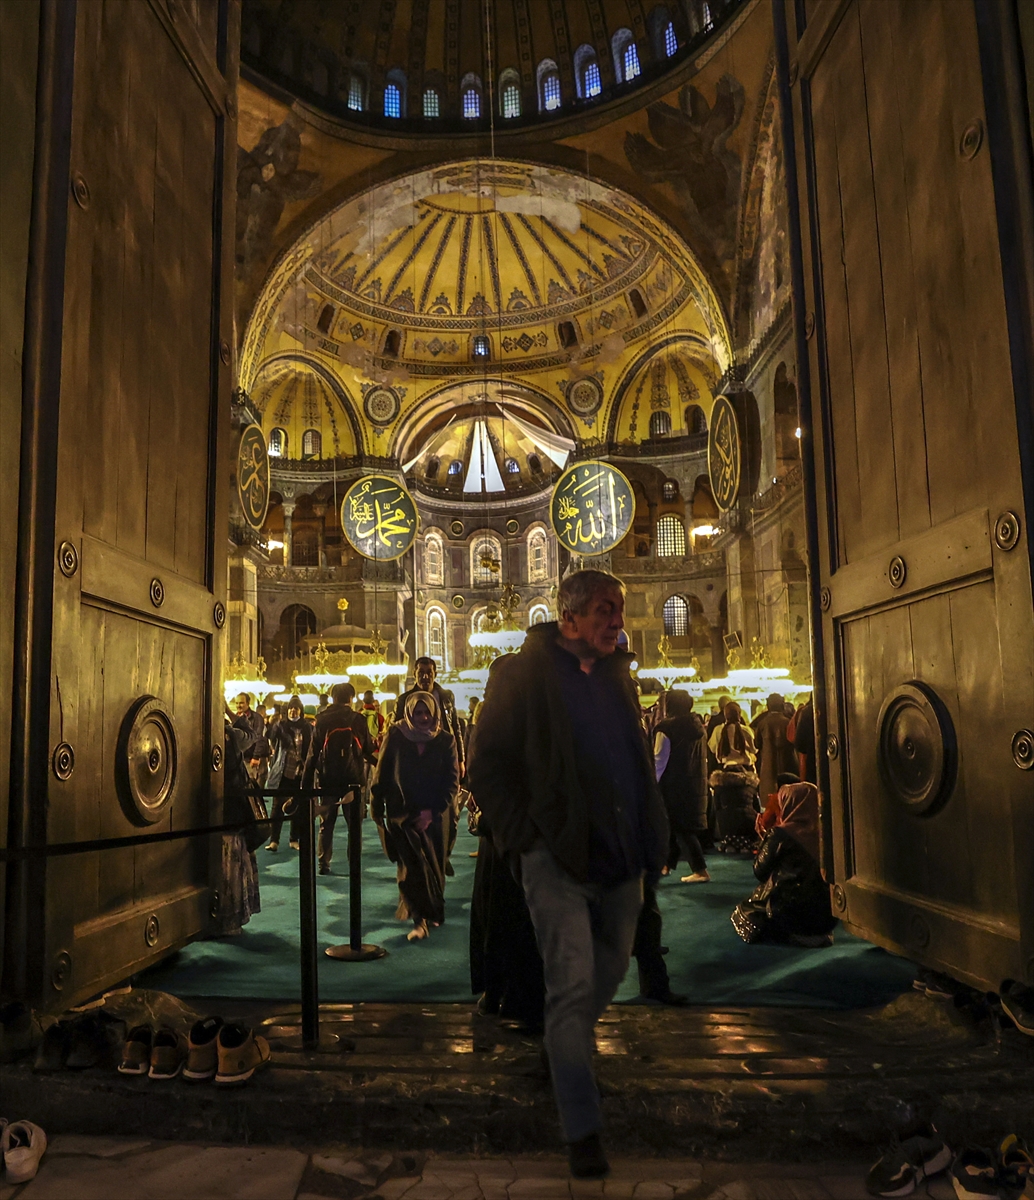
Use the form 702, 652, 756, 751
520, 844, 643, 1142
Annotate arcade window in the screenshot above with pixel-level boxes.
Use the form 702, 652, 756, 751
384, 84, 401, 118
347, 74, 364, 111
528, 530, 548, 581
462, 88, 481, 119
316, 304, 335, 334
583, 61, 602, 97
502, 83, 521, 118
664, 21, 678, 56
505, 458, 520, 475
656, 514, 687, 557
426, 609, 445, 664
558, 321, 578, 349
624, 42, 641, 80
529, 604, 549, 625
629, 288, 647, 317
472, 536, 503, 585
383, 329, 401, 358
302, 429, 322, 459
649, 410, 672, 438
662, 480, 678, 501
425, 456, 440, 480
447, 459, 463, 476
423, 89, 440, 117
268, 428, 286, 457
663, 594, 690, 637
424, 535, 444, 585
528, 454, 542, 474
472, 335, 490, 358
685, 404, 708, 435
542, 71, 561, 111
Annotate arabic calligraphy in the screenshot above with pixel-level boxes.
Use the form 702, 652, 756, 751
550, 461, 634, 554
341, 475, 418, 561
237, 424, 270, 531
707, 395, 741, 512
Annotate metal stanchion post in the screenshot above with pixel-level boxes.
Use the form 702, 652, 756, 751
297, 792, 320, 1047
325, 787, 386, 963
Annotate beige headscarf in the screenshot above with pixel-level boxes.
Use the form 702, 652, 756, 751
400, 691, 440, 743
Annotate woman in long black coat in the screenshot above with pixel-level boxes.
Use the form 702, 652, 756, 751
653, 690, 711, 883
372, 691, 459, 941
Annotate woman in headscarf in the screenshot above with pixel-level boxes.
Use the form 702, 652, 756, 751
731, 782, 836, 946
707, 701, 760, 852
372, 691, 460, 941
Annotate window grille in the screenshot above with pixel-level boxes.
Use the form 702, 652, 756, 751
649, 410, 672, 438
584, 61, 601, 97
302, 429, 322, 458
463, 88, 481, 118
528, 532, 548, 581
384, 84, 401, 118
347, 75, 364, 111
663, 595, 690, 637
543, 72, 561, 110
423, 89, 439, 117
502, 84, 521, 117
425, 536, 443, 585
505, 458, 520, 474
656, 514, 686, 557
268, 428, 286, 457
448, 459, 463, 476
472, 537, 502, 585
473, 334, 490, 358
427, 610, 445, 663
664, 21, 678, 57
624, 42, 641, 80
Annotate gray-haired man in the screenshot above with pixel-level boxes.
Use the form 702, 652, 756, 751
467, 569, 668, 1177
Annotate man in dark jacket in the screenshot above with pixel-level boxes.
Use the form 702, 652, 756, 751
302, 682, 377, 874
468, 570, 668, 1179
395, 656, 464, 773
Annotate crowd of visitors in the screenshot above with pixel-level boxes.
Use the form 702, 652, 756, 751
221, 569, 826, 1177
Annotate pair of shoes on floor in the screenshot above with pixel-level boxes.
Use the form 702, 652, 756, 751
1, 1119, 47, 1183
0, 1003, 41, 1064
913, 967, 960, 1000
117, 1024, 187, 1079
34, 1010, 125, 1072
187, 1016, 272, 1086
951, 1137, 1033, 1200
867, 1121, 953, 1196
999, 980, 1034, 1037
568, 1131, 609, 1179
681, 871, 710, 883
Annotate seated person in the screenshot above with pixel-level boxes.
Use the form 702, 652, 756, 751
731, 781, 837, 947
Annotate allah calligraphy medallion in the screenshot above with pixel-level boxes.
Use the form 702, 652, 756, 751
341, 475, 418, 561
550, 461, 634, 555
236, 424, 270, 531
707, 394, 742, 513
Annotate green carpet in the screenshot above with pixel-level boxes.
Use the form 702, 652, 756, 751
139, 818, 917, 1009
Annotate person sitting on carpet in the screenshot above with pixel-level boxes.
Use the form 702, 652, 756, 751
731, 781, 836, 947
708, 702, 760, 853
372, 691, 459, 942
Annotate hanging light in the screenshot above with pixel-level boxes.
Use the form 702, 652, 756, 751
294, 641, 351, 693
224, 651, 282, 706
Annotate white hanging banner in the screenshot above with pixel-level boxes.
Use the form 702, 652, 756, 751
499, 405, 573, 469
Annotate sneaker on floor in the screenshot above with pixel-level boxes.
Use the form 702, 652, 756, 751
184, 1016, 224, 1082
568, 1131, 609, 1179
998, 1135, 1033, 1200
951, 1147, 999, 1199
148, 1026, 187, 1080
867, 1124, 952, 1196
117, 1025, 153, 1075
1000, 980, 1034, 1037
681, 872, 710, 883
215, 1022, 271, 1086
2, 1120, 47, 1183
921, 970, 958, 1000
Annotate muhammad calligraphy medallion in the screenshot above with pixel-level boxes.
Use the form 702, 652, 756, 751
550, 461, 634, 555
707, 394, 742, 513
236, 424, 270, 531
341, 475, 418, 561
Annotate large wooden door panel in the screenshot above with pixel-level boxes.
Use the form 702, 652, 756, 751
779, 0, 1034, 991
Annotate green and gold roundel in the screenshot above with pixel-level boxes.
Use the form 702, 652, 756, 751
236, 423, 270, 531
551, 460, 634, 555
707, 394, 742, 513
341, 475, 418, 561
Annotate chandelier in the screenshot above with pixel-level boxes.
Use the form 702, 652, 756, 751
468, 584, 527, 662
224, 651, 283, 706
295, 642, 351, 693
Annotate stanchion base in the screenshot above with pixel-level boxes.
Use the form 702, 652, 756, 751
324, 943, 387, 962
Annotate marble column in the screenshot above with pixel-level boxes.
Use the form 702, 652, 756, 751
313, 504, 327, 568
281, 500, 296, 567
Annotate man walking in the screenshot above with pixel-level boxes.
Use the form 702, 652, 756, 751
302, 682, 377, 875
230, 693, 270, 787
468, 570, 668, 1178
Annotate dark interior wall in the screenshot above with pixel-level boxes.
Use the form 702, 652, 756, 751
0, 0, 40, 949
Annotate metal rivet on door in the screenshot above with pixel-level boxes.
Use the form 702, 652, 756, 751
144, 914, 161, 947
959, 119, 984, 160
51, 950, 72, 992
219, 339, 231, 366
71, 173, 90, 210
826, 734, 840, 759
149, 577, 165, 607
832, 885, 846, 913
211, 744, 223, 771
213, 601, 226, 628
804, 311, 815, 339
819, 586, 831, 611
58, 541, 79, 577
1012, 729, 1034, 771
888, 556, 907, 588
994, 511, 1021, 551
52, 742, 75, 781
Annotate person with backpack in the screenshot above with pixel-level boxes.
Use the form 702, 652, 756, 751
360, 690, 385, 749
301, 682, 378, 875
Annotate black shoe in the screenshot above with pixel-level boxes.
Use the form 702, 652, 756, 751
445, 860, 455, 877
568, 1132, 609, 1179
318, 864, 331, 875
66, 1012, 125, 1070
659, 946, 670, 955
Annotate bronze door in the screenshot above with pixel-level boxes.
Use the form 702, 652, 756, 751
8, 0, 238, 1008
777, 0, 1034, 990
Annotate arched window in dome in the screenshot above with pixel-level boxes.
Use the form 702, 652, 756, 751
423, 88, 440, 118
647, 6, 679, 59
528, 453, 542, 475
624, 41, 642, 80
302, 429, 322, 459
629, 288, 647, 318
529, 603, 549, 626
447, 459, 463, 477
347, 72, 365, 111
472, 334, 491, 359
383, 329, 401, 358
499, 68, 521, 117
611, 29, 637, 83
685, 404, 707, 436
537, 59, 561, 112
527, 528, 548, 581
384, 83, 401, 118
505, 457, 520, 475
317, 303, 335, 334
649, 410, 672, 438
662, 479, 678, 501
461, 73, 483, 119
424, 533, 444, 585
664, 21, 678, 56
656, 514, 686, 557
573, 45, 601, 99
663, 594, 690, 637
426, 607, 446, 667
471, 535, 502, 586
268, 428, 287, 458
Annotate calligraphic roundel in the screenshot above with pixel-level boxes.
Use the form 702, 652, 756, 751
707, 394, 742, 513
341, 475, 418, 561
550, 460, 634, 555
236, 424, 271, 531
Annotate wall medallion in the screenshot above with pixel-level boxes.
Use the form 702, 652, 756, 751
363, 386, 400, 426
235, 423, 270, 532
707, 394, 742, 513
566, 377, 602, 418
550, 460, 634, 555
341, 475, 418, 561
